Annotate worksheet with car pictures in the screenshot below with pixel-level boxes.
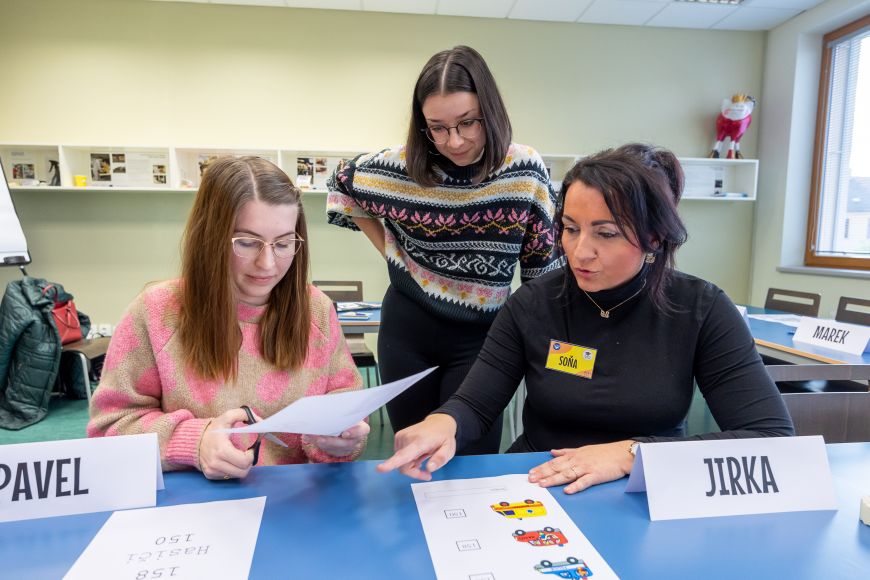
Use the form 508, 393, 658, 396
412, 474, 618, 580
64, 497, 266, 580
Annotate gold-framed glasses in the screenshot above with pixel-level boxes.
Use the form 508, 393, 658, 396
231, 236, 304, 259
422, 118, 484, 145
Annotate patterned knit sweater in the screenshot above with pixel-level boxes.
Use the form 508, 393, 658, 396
87, 280, 364, 472
326, 143, 560, 323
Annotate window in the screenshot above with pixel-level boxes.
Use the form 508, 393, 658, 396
806, 14, 870, 270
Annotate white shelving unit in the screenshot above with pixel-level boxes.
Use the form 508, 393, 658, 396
0, 144, 759, 201
680, 157, 758, 201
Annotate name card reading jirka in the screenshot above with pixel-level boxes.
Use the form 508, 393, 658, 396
624, 436, 837, 521
0, 433, 163, 523
793, 317, 870, 357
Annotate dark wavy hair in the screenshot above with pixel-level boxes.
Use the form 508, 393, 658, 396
555, 144, 689, 312
405, 45, 512, 187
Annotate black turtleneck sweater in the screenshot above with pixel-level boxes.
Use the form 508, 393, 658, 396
437, 267, 794, 452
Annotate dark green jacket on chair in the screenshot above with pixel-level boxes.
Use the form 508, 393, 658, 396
0, 277, 90, 430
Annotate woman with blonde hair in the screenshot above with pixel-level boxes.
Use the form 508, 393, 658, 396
89, 156, 368, 480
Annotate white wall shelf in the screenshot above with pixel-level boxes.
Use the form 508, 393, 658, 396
1, 144, 758, 201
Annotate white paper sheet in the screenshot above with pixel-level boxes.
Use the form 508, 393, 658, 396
747, 313, 804, 328
220, 367, 435, 436
64, 497, 266, 580
412, 474, 618, 580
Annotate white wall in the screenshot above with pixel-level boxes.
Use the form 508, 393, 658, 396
0, 0, 766, 325
751, 0, 870, 318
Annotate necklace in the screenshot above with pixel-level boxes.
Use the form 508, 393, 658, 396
581, 281, 646, 318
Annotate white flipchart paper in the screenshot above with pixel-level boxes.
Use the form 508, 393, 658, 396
64, 497, 266, 580
220, 367, 435, 436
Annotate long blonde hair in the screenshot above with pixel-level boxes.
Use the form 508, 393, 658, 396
178, 156, 310, 381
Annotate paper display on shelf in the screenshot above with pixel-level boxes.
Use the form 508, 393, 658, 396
64, 497, 266, 580
412, 474, 618, 580
625, 436, 837, 521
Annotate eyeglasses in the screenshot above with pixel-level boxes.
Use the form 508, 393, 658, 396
231, 236, 304, 260
422, 118, 484, 145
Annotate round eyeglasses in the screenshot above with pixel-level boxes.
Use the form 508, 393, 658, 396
231, 236, 304, 260
421, 118, 484, 145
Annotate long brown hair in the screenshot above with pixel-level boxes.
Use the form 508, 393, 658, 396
178, 156, 310, 381
405, 45, 512, 187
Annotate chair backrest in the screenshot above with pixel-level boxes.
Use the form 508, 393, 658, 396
835, 296, 870, 326
312, 280, 367, 342
780, 392, 870, 443
764, 288, 821, 317
312, 280, 363, 303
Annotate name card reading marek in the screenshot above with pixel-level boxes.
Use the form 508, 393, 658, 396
0, 433, 163, 523
793, 317, 870, 357
625, 436, 837, 521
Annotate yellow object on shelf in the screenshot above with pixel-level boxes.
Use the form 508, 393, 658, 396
73, 175, 87, 187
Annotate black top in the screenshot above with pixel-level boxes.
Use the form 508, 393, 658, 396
438, 267, 795, 451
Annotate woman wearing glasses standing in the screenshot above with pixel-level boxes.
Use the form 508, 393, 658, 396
89, 157, 369, 479
327, 46, 559, 454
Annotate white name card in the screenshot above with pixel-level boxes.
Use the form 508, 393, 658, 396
0, 433, 163, 523
793, 317, 870, 356
624, 436, 837, 521
735, 305, 749, 326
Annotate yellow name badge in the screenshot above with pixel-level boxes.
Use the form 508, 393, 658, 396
545, 339, 597, 379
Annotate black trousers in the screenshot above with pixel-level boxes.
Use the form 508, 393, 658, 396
378, 286, 503, 455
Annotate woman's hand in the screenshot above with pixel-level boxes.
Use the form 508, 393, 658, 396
528, 440, 636, 494
302, 421, 370, 457
199, 408, 255, 480
376, 414, 458, 480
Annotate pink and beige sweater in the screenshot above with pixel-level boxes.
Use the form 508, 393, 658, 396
87, 280, 364, 471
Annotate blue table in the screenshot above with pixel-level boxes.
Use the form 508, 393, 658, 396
746, 306, 870, 368
2, 446, 868, 579
337, 303, 381, 335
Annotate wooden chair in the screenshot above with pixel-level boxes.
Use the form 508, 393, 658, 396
835, 296, 870, 326
780, 392, 870, 443
312, 281, 383, 425
764, 288, 821, 317
58, 337, 111, 404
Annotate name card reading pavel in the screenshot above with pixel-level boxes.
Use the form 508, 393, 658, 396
793, 317, 870, 357
0, 433, 163, 523
625, 436, 836, 521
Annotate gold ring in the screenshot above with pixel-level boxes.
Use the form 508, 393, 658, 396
223, 474, 230, 480
569, 465, 579, 479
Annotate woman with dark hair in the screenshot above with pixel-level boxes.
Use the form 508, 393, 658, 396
327, 46, 559, 454
377, 144, 793, 491
89, 156, 369, 480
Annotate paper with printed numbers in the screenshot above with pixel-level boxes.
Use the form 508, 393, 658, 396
412, 474, 618, 580
64, 497, 266, 580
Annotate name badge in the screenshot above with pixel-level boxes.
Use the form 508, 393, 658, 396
793, 317, 870, 356
545, 339, 597, 379
624, 436, 836, 521
0, 433, 163, 523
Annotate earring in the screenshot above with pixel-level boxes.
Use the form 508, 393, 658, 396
645, 253, 656, 264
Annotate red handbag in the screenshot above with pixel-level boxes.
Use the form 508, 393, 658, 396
43, 284, 84, 345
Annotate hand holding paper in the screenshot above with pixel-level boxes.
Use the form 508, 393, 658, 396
220, 367, 435, 437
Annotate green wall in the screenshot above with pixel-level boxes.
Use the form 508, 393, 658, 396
0, 0, 766, 326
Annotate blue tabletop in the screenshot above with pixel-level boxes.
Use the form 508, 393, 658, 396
1, 445, 868, 579
746, 306, 870, 365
